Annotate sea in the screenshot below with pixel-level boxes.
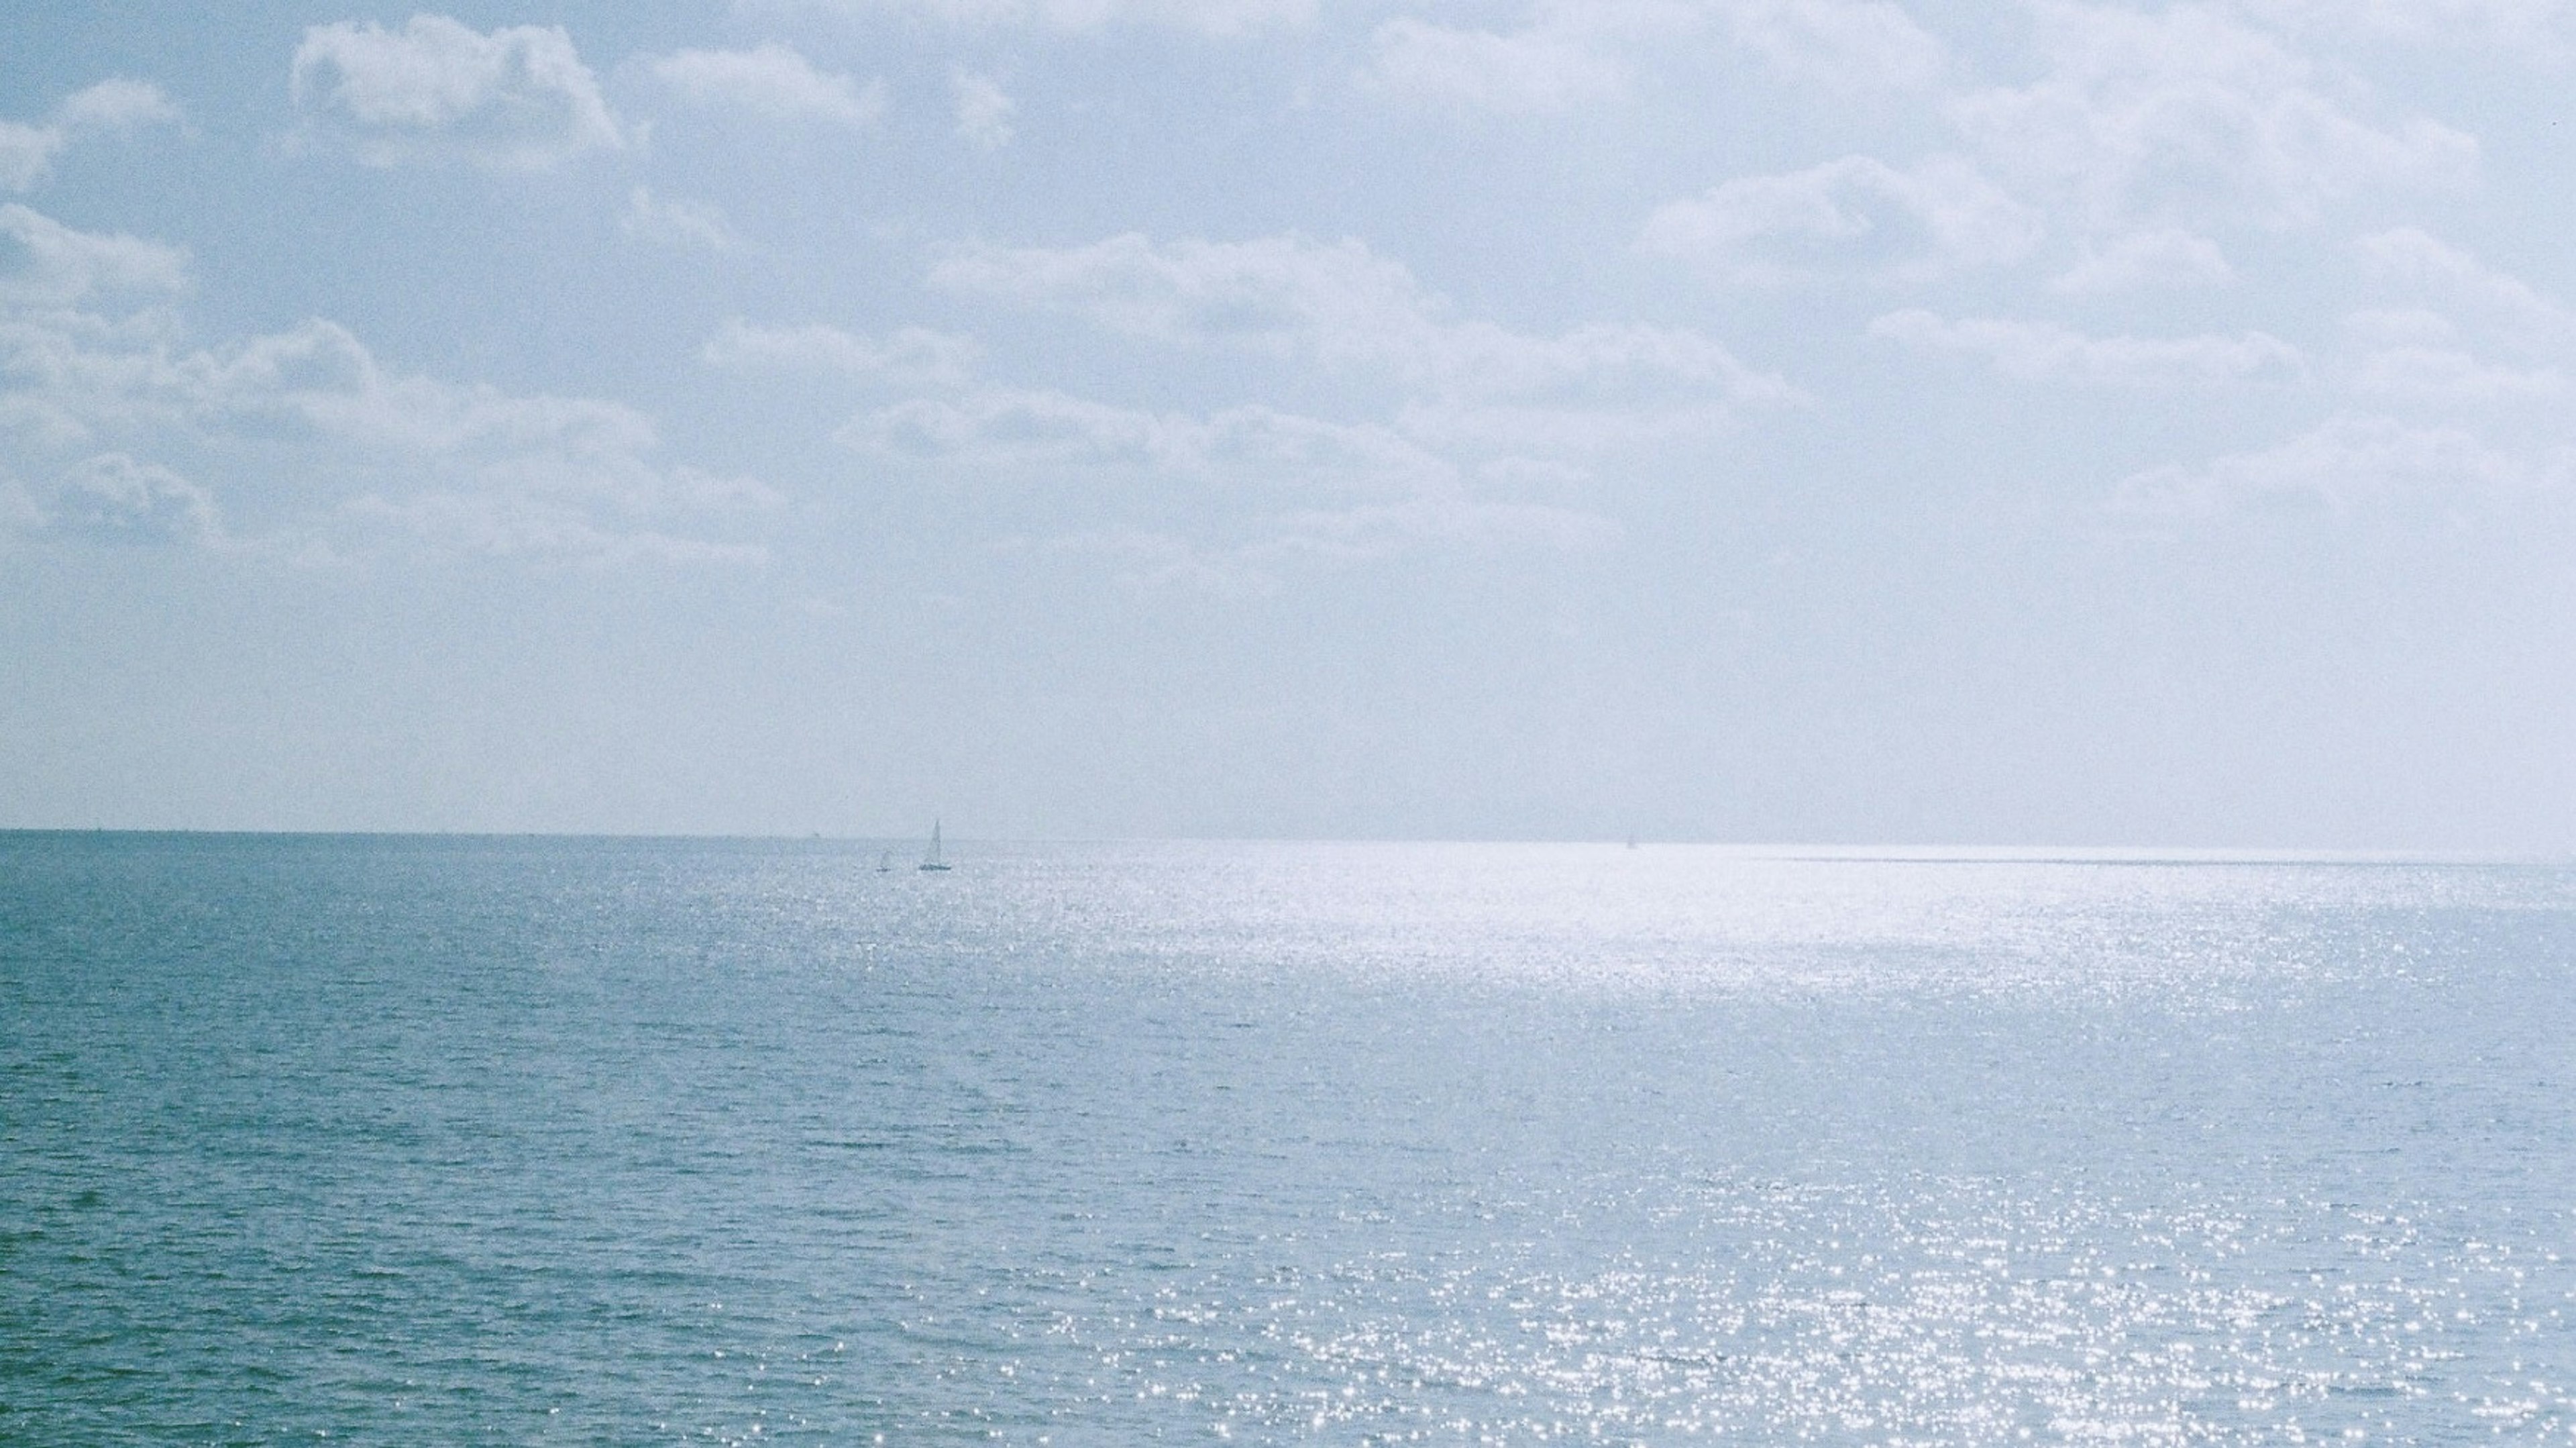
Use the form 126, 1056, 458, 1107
3, 834, 2571, 1445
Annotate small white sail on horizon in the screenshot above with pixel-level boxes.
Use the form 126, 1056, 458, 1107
918, 819, 952, 872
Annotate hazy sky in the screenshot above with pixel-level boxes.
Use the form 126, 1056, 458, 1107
3, 1, 2571, 845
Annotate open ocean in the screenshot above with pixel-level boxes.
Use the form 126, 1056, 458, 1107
3, 833, 2571, 1445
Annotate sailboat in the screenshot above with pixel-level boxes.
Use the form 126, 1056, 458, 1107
877, 849, 892, 874
918, 820, 953, 872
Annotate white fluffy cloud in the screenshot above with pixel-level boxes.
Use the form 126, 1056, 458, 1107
704, 319, 979, 384
931, 232, 1418, 348
846, 383, 1631, 582
1362, 17, 1630, 113
930, 231, 1795, 423
291, 15, 624, 168
1640, 154, 2041, 284
1712, 0, 1946, 91
1951, 3, 2476, 230
0, 203, 190, 306
1870, 310, 2306, 385
2354, 228, 2576, 345
1019, 526, 1281, 597
2117, 413, 2565, 516
1027, 488, 1619, 595
875, 229, 1783, 582
2050, 229, 2236, 295
951, 70, 1018, 149
847, 229, 1717, 584
0, 80, 182, 192
33, 452, 221, 546
847, 388, 1459, 497
2231, 0, 2575, 54
193, 319, 660, 458
333, 490, 767, 567
767, 0, 1313, 34
1358, 0, 1941, 114
2333, 231, 2576, 409
0, 208, 767, 567
2347, 346, 2570, 405
2093, 225, 2576, 521
646, 43, 884, 127
623, 188, 745, 251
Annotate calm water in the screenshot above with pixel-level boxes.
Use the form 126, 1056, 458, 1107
3, 835, 2571, 1445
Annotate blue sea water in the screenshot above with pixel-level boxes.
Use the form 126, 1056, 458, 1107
3, 835, 2572, 1445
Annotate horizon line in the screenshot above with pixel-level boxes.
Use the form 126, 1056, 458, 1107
0, 827, 2559, 865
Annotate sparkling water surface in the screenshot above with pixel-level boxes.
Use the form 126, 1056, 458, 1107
3, 835, 2571, 1444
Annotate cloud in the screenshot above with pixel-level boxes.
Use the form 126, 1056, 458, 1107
233, 320, 782, 559
762, 0, 1313, 34
1, 79, 182, 193
1951, 3, 2475, 230
845, 386, 1458, 495
2115, 413, 2565, 516
2353, 228, 2576, 344
951, 70, 1017, 149
1390, 397, 1752, 453
0, 131, 46, 195
2340, 231, 2576, 407
2347, 346, 2570, 405
842, 376, 1627, 588
645, 43, 884, 127
53, 79, 182, 133
1640, 154, 2041, 284
1357, 1, 1941, 115
1712, 0, 1945, 92
1, 213, 769, 568
1361, 17, 1629, 114
1870, 310, 2305, 384
703, 318, 978, 384
930, 231, 1796, 427
838, 230, 1729, 584
623, 187, 745, 251
1024, 527, 1281, 598
35, 452, 221, 546
853, 387, 1167, 468
1026, 493, 1620, 596
1257, 492, 1622, 562
931, 231, 1421, 347
189, 319, 666, 460
334, 490, 767, 568
2229, 0, 2575, 56
2050, 228, 2235, 295
0, 203, 191, 306
291, 15, 623, 168
0, 471, 36, 535
2339, 307, 2459, 350
918, 228, 1790, 580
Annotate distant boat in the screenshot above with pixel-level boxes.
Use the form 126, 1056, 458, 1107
918, 820, 953, 872
877, 850, 892, 874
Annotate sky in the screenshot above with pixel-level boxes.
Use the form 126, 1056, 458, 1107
1, 0, 2571, 846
